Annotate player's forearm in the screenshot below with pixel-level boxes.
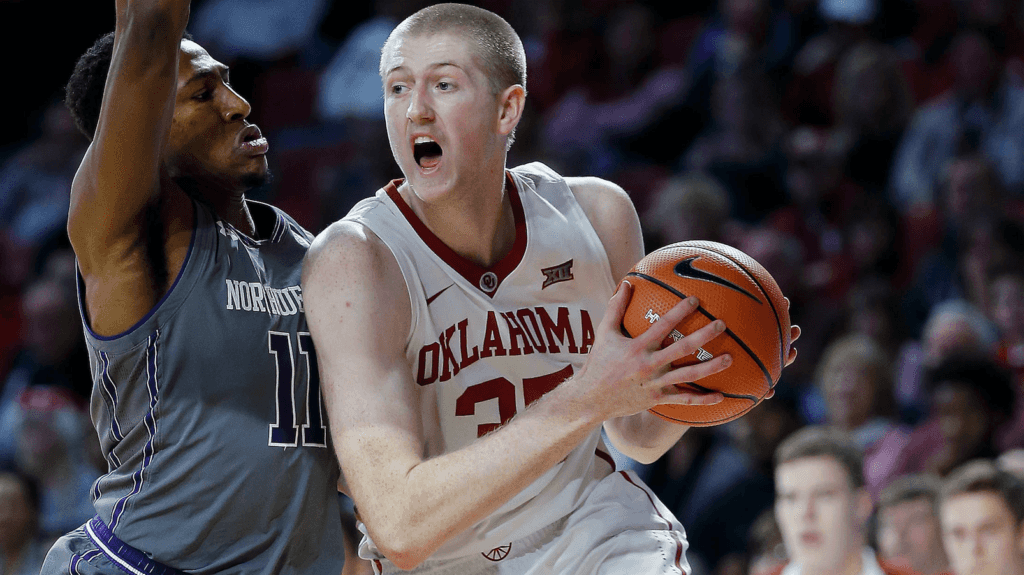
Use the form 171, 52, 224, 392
604, 411, 688, 465
119, 0, 190, 40
354, 383, 602, 570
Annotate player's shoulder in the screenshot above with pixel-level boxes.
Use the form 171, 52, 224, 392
303, 218, 400, 289
563, 175, 636, 225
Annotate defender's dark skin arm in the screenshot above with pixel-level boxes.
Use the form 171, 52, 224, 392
68, 0, 193, 336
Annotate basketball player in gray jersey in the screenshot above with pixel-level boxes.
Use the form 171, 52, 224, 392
40, 0, 343, 573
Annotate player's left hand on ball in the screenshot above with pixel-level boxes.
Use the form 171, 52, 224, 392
783, 297, 800, 368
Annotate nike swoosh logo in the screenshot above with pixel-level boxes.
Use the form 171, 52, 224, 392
674, 256, 762, 304
426, 283, 455, 305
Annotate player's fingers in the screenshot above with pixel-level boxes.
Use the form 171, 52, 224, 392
651, 318, 725, 366
654, 383, 724, 406
602, 281, 632, 332
785, 345, 798, 367
655, 353, 732, 388
636, 296, 699, 348
790, 324, 801, 344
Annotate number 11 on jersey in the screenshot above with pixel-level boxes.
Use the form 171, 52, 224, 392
268, 331, 327, 448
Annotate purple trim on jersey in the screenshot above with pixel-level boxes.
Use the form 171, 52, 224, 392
109, 331, 161, 531
87, 515, 186, 575
69, 553, 82, 575
80, 202, 198, 342
99, 352, 124, 442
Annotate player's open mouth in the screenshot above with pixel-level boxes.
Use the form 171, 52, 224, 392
238, 125, 269, 155
413, 136, 442, 170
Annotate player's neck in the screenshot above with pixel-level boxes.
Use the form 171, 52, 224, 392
803, 548, 864, 575
171, 177, 256, 238
404, 169, 514, 268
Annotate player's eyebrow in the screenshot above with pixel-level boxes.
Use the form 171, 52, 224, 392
185, 65, 230, 86
385, 62, 465, 77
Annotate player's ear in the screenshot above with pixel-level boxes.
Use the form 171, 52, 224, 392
496, 84, 525, 138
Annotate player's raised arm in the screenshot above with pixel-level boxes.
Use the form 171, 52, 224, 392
67, 0, 191, 334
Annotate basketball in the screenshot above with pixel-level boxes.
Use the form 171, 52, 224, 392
622, 240, 791, 426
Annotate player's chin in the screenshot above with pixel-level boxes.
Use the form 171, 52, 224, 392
238, 163, 270, 191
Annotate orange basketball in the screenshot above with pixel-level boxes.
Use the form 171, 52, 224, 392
622, 240, 791, 426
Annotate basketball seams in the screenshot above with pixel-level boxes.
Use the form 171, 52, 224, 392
650, 400, 758, 425
689, 243, 787, 378
625, 271, 774, 392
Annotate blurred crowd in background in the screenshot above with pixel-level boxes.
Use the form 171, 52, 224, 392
3, 0, 1024, 573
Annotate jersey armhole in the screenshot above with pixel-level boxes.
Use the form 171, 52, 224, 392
77, 199, 205, 346
554, 177, 619, 294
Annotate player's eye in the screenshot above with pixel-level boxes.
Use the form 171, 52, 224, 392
194, 90, 212, 101
438, 81, 452, 90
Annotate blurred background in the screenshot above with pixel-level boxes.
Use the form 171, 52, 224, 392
3, 0, 1024, 573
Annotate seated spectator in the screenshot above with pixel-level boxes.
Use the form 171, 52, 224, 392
0, 469, 49, 575
683, 388, 803, 572
0, 274, 90, 464
813, 334, 910, 498
189, 0, 330, 63
832, 40, 914, 194
895, 299, 999, 417
683, 64, 788, 222
317, 0, 414, 121
876, 474, 952, 575
770, 426, 913, 575
540, 3, 688, 175
890, 29, 1024, 211
939, 459, 1024, 575
987, 262, 1024, 449
4, 387, 98, 539
894, 356, 1016, 479
989, 262, 1024, 378
845, 277, 906, 354
782, 0, 876, 126
642, 172, 733, 250
746, 509, 788, 575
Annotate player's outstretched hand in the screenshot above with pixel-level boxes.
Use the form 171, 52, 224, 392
570, 281, 731, 421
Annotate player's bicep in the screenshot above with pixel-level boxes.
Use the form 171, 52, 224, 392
303, 224, 425, 505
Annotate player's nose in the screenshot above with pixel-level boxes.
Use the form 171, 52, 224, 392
222, 84, 252, 122
406, 86, 434, 124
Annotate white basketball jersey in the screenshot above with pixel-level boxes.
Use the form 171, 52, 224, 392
345, 162, 620, 561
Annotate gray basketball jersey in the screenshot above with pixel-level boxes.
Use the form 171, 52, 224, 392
78, 200, 343, 574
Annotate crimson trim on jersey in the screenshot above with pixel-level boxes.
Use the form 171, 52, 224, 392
619, 471, 686, 574
383, 172, 528, 298
595, 448, 616, 470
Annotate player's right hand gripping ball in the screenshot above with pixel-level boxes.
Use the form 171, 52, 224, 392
622, 241, 791, 426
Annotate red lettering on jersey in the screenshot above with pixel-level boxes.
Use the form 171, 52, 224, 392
480, 311, 507, 358
535, 307, 578, 353
438, 325, 461, 382
502, 312, 534, 356
580, 310, 595, 354
516, 309, 547, 350
417, 343, 440, 385
457, 318, 480, 370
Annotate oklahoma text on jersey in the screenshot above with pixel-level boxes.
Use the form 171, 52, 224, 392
416, 305, 595, 386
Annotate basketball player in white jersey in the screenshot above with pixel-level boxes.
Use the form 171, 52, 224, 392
303, 4, 800, 573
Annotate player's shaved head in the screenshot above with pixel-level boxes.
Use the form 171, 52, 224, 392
381, 3, 527, 95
